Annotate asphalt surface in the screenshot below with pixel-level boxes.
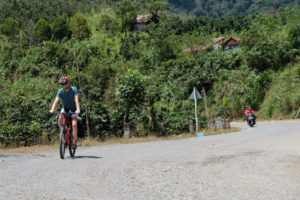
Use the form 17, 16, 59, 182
1, 121, 300, 200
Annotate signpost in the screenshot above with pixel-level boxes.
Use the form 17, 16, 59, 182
190, 87, 202, 133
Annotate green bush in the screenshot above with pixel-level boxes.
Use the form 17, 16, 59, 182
0, 78, 57, 146
34, 19, 52, 42
52, 17, 71, 41
88, 102, 110, 139
98, 13, 119, 36
0, 17, 19, 39
69, 13, 91, 40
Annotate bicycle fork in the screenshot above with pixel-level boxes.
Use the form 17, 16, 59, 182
60, 126, 66, 144
60, 125, 71, 146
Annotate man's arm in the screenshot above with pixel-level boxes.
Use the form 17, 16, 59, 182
75, 95, 80, 114
50, 97, 60, 113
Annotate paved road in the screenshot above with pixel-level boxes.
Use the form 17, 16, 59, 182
1, 121, 300, 200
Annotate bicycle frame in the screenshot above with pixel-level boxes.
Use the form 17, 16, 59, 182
60, 112, 73, 147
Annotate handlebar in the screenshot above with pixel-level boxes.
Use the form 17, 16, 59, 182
51, 110, 82, 121
51, 110, 77, 115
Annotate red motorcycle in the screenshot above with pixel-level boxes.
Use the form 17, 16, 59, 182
245, 106, 256, 127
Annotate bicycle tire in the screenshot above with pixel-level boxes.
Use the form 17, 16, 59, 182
69, 131, 76, 157
59, 135, 65, 159
69, 145, 76, 157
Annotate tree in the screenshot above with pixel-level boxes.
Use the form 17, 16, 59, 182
52, 17, 71, 41
72, 41, 96, 138
0, 0, 98, 26
168, 0, 196, 12
115, 0, 137, 36
119, 33, 141, 60
116, 69, 148, 137
69, 13, 91, 40
142, 0, 170, 23
288, 24, 300, 48
98, 13, 119, 36
146, 22, 176, 63
0, 17, 19, 40
34, 19, 52, 42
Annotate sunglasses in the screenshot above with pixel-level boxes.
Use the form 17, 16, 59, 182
61, 83, 68, 86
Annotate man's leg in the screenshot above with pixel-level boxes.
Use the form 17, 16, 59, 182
72, 118, 78, 146
58, 114, 64, 141
58, 108, 65, 130
58, 114, 64, 126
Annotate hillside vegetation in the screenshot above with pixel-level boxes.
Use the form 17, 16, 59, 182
0, 0, 300, 147
258, 60, 300, 119
169, 0, 300, 17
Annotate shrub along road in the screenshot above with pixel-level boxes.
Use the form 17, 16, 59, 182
0, 121, 300, 200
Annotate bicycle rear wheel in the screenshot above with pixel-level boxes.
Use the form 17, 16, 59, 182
69, 145, 76, 157
69, 131, 76, 157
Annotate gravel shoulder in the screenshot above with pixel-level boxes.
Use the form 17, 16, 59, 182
1, 121, 300, 200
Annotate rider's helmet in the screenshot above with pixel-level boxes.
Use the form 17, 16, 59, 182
246, 105, 251, 110
59, 76, 69, 85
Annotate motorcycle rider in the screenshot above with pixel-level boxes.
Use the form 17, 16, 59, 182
244, 105, 256, 120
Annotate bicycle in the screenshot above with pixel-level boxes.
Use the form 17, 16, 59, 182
56, 110, 77, 159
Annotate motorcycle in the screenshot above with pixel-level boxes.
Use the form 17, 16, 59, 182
246, 112, 256, 127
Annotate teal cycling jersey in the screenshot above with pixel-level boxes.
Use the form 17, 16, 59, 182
56, 86, 78, 111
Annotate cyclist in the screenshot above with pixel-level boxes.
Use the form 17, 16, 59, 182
50, 76, 80, 148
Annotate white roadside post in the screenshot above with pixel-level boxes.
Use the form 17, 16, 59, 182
194, 88, 198, 133
190, 87, 202, 133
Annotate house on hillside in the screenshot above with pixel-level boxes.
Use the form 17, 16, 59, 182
183, 44, 211, 53
183, 37, 224, 53
222, 37, 241, 51
136, 14, 151, 31
183, 36, 241, 54
213, 37, 225, 50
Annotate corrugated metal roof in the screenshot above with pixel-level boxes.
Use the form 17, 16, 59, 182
223, 37, 241, 46
136, 14, 151, 23
213, 37, 224, 43
184, 45, 211, 52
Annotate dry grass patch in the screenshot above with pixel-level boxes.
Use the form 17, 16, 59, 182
0, 128, 240, 154
79, 133, 197, 147
204, 127, 241, 136
0, 134, 197, 154
0, 144, 58, 154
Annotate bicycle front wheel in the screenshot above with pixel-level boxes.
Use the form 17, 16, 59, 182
59, 135, 66, 159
